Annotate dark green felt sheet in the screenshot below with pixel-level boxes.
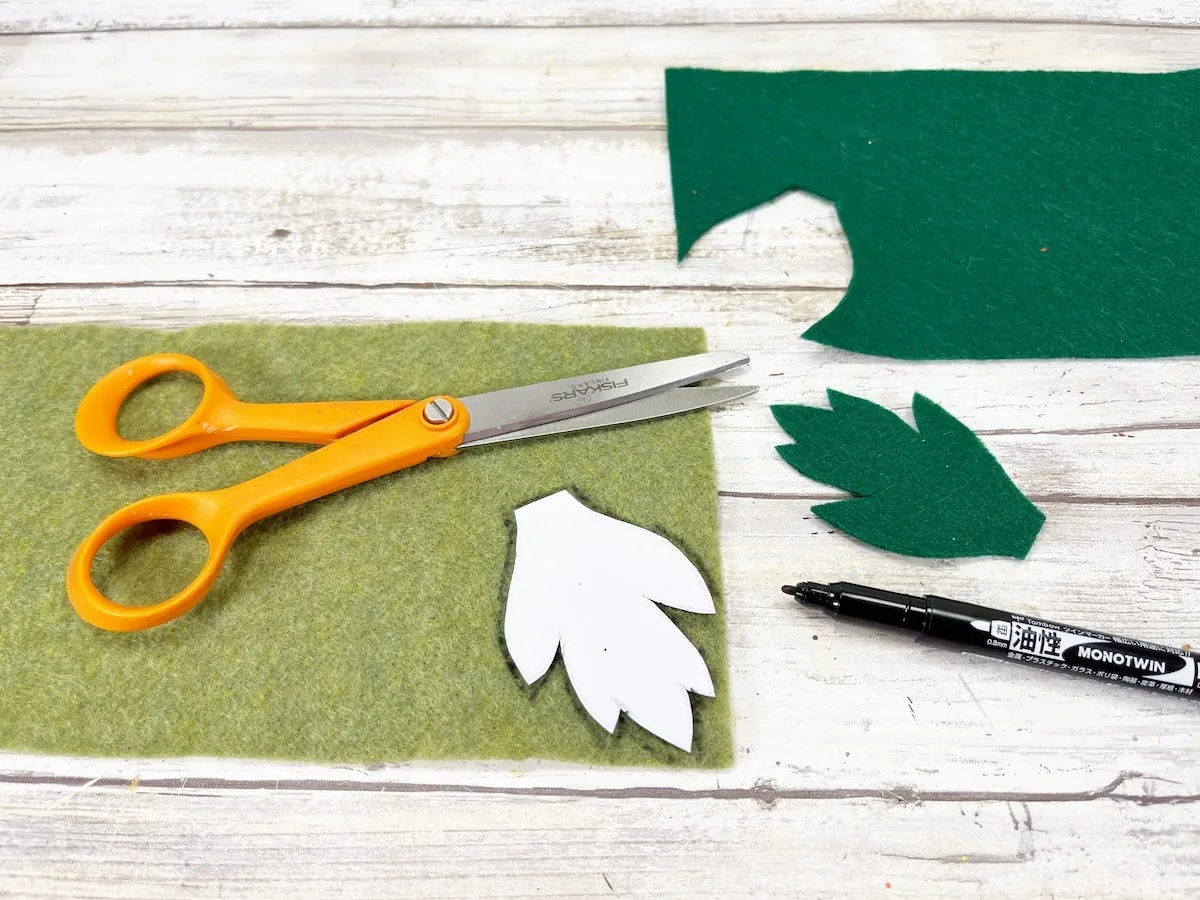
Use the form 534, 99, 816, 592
0, 323, 731, 767
667, 67, 1200, 360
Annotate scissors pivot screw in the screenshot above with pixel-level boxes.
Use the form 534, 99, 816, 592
422, 398, 455, 425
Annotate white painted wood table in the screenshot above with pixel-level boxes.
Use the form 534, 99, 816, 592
3, 3, 1200, 896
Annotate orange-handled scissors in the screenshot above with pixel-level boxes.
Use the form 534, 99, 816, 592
68, 350, 755, 632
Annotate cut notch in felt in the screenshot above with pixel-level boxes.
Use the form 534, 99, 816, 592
772, 390, 1045, 559
0, 322, 731, 768
666, 66, 1200, 360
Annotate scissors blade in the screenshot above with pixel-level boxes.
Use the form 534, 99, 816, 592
460, 350, 748, 445
460, 384, 756, 448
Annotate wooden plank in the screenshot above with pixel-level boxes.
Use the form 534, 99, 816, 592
0, 128, 851, 289
4, 24, 1200, 131
2, 0, 1196, 34
1, 781, 1197, 898
720, 500, 1200, 796
9, 124, 1200, 307
13, 284, 1200, 491
5, 496, 1200, 795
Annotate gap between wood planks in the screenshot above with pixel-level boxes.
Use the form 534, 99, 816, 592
0, 769, 1192, 806
3, 19, 1198, 39
722, 492, 1200, 505
0, 124, 669, 134
1, 280, 840, 295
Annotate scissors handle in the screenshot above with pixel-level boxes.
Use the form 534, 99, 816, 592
66, 396, 471, 631
75, 353, 412, 459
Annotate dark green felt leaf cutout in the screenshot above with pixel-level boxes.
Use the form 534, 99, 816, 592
772, 391, 1044, 558
667, 67, 1200, 360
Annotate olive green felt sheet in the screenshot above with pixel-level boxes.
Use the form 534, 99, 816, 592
666, 67, 1200, 359
0, 323, 730, 767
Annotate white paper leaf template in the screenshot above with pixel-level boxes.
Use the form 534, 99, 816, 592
504, 490, 716, 751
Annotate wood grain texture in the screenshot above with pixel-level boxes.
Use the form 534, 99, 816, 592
3, 24, 1199, 131
2, 781, 1195, 899
5, 2, 1200, 893
0, 128, 847, 287
2, 0, 1196, 34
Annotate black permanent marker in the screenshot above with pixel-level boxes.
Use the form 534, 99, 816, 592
784, 581, 1200, 697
